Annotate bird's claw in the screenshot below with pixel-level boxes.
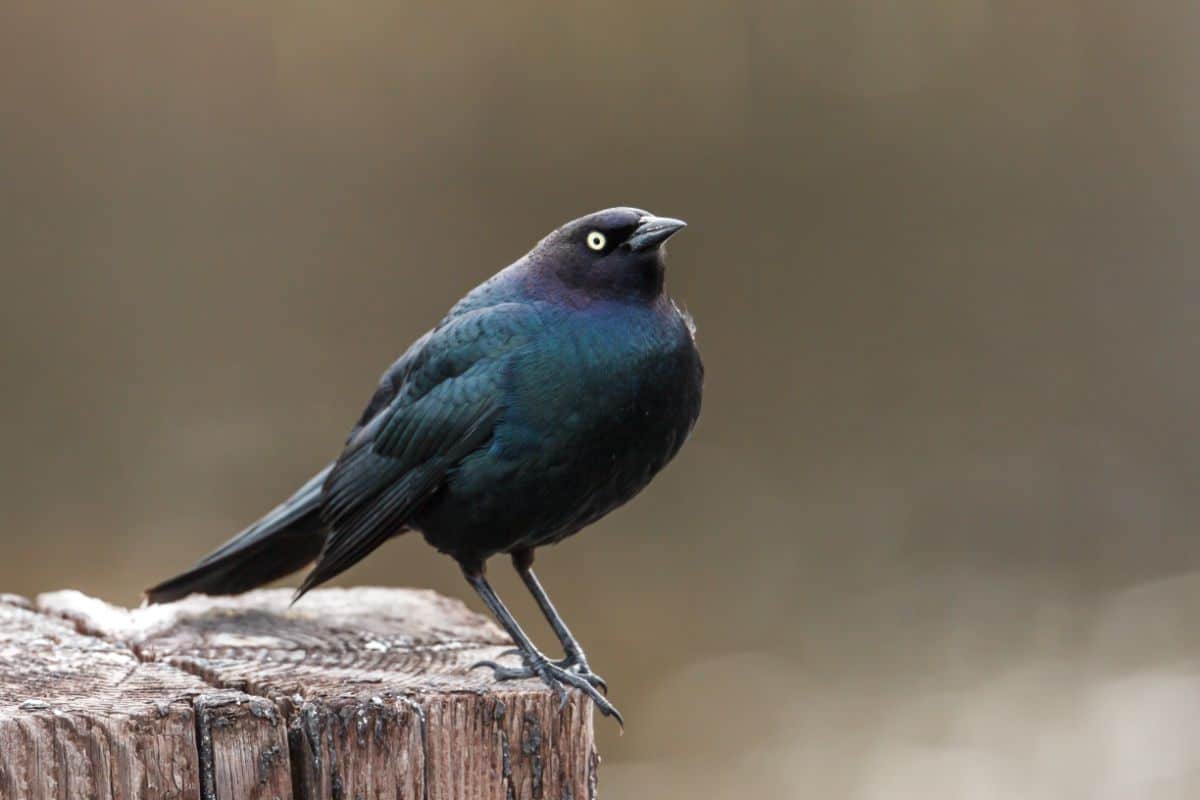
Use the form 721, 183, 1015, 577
471, 659, 545, 683
472, 654, 623, 726
481, 649, 608, 694
555, 654, 608, 694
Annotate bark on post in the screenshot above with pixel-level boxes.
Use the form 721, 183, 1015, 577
0, 588, 597, 800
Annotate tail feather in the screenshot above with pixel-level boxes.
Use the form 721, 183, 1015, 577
144, 465, 333, 604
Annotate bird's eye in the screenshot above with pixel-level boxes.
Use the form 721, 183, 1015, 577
586, 231, 607, 251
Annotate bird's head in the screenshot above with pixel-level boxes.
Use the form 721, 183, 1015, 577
531, 207, 687, 302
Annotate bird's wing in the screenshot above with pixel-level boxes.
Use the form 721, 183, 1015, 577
296, 304, 538, 596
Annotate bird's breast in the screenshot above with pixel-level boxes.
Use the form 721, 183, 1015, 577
501, 302, 701, 499
414, 299, 701, 560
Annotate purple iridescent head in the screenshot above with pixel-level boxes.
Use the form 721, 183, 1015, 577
530, 207, 687, 302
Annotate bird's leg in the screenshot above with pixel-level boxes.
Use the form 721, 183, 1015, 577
510, 550, 607, 693
464, 565, 623, 725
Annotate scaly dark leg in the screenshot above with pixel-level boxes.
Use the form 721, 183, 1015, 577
465, 565, 623, 725
511, 549, 608, 693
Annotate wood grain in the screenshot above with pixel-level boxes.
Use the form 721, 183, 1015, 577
0, 596, 204, 799
195, 692, 291, 800
25, 587, 598, 799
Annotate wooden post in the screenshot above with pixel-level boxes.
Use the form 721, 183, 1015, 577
0, 588, 598, 800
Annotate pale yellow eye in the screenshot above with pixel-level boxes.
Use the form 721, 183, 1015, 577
586, 231, 606, 251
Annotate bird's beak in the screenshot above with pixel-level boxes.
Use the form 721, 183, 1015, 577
627, 215, 687, 252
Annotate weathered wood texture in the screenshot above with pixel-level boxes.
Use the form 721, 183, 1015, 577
0, 588, 597, 800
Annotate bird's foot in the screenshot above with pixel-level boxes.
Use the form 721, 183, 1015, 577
556, 653, 608, 694
473, 651, 622, 726
490, 648, 608, 693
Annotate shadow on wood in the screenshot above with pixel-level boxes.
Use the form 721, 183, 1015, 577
0, 588, 597, 799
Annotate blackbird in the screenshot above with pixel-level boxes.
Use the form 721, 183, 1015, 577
147, 207, 704, 723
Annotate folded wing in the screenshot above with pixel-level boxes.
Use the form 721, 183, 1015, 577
296, 304, 537, 597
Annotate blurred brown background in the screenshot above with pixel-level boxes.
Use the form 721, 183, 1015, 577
3, 1, 1200, 796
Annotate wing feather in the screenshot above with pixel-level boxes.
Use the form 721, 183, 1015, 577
296, 304, 536, 597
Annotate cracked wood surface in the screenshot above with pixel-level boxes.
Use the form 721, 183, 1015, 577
0, 588, 597, 800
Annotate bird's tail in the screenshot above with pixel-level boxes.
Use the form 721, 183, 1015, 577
144, 465, 333, 604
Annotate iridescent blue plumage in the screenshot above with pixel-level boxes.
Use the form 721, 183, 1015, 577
147, 207, 703, 722
416, 293, 701, 565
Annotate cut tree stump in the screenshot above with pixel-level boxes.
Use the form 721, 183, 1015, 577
0, 588, 598, 800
